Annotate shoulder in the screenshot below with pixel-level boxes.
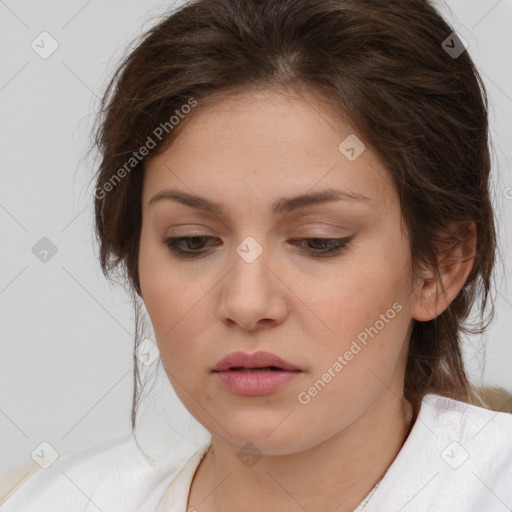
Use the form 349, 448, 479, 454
422, 393, 512, 454
0, 433, 210, 512
0, 463, 38, 505
368, 393, 512, 512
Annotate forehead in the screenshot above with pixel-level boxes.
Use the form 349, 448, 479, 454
143, 88, 396, 213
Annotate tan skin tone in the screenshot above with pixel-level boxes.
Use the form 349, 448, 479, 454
138, 88, 476, 512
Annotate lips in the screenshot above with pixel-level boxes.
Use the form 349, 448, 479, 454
212, 351, 302, 397
212, 351, 301, 372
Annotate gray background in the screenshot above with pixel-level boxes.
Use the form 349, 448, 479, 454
1, 0, 511, 481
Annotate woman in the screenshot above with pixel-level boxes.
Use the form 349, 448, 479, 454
2, 0, 511, 510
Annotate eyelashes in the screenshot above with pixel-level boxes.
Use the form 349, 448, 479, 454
162, 235, 354, 259
163, 236, 221, 256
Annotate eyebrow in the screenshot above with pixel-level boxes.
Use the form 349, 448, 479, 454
148, 188, 371, 216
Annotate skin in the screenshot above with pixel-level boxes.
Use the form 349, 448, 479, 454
138, 87, 476, 512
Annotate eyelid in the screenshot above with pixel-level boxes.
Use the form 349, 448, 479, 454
162, 234, 354, 259
165, 232, 349, 241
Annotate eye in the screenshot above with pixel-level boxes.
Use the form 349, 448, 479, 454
163, 236, 220, 257
162, 235, 353, 259
288, 237, 353, 258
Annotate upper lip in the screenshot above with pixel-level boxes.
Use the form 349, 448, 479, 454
212, 351, 301, 372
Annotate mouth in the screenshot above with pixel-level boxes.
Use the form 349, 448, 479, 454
212, 351, 301, 373
220, 366, 301, 373
213, 366, 302, 397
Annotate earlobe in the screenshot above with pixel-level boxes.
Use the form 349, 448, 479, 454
412, 221, 477, 322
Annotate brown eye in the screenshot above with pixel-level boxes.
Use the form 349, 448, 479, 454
162, 236, 353, 259
289, 237, 354, 258
163, 236, 221, 257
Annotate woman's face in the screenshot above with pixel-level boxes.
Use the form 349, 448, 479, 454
139, 88, 422, 455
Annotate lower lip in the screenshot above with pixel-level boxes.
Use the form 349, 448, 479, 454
214, 370, 301, 396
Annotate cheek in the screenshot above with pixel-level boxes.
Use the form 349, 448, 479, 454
310, 233, 412, 362
139, 231, 207, 366
297, 269, 410, 425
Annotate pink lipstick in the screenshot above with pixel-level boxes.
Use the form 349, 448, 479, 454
212, 351, 302, 397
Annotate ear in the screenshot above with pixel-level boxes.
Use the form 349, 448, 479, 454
412, 221, 476, 322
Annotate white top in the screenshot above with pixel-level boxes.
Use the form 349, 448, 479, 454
2, 393, 512, 512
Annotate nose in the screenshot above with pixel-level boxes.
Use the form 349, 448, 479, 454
218, 242, 288, 331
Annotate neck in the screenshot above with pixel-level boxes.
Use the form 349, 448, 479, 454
188, 391, 416, 512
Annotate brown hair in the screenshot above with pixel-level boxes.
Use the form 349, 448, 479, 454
91, 0, 497, 430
